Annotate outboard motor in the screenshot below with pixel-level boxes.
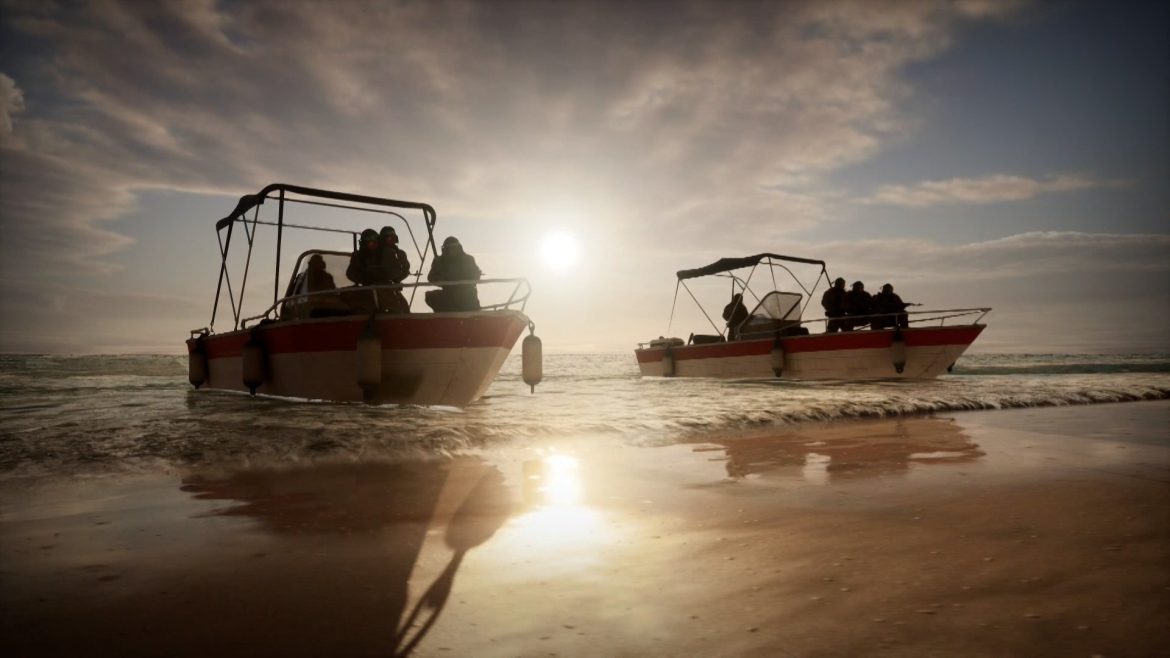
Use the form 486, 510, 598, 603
521, 322, 542, 393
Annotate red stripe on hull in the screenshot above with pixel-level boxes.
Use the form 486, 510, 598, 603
190, 312, 528, 359
634, 325, 984, 362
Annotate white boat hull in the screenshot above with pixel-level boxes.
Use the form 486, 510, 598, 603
635, 326, 984, 380
189, 311, 529, 406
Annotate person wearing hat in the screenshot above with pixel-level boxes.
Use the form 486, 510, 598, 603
378, 226, 411, 312
820, 277, 848, 333
844, 281, 873, 331
346, 228, 384, 286
722, 292, 750, 340
871, 283, 910, 330
425, 236, 482, 312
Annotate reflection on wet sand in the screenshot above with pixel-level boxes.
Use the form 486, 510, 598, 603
693, 417, 984, 482
181, 458, 510, 657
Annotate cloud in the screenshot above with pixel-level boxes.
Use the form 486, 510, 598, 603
0, 73, 24, 137
807, 231, 1170, 282
863, 173, 1131, 207
0, 0, 1031, 280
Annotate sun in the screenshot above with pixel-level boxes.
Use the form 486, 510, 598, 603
539, 231, 580, 271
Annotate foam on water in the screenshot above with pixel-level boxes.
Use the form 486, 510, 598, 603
1, 352, 1168, 478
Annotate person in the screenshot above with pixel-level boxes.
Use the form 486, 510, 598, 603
722, 292, 750, 340
346, 229, 383, 286
844, 281, 872, 331
871, 283, 909, 330
301, 254, 336, 293
425, 236, 482, 312
378, 226, 411, 313
820, 277, 847, 333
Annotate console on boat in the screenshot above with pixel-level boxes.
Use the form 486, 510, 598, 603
634, 253, 989, 380
185, 184, 541, 406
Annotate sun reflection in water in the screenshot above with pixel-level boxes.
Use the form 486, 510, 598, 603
508, 451, 608, 558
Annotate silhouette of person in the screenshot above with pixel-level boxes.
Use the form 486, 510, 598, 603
346, 229, 383, 286
844, 281, 872, 331
301, 254, 336, 293
425, 236, 482, 312
722, 292, 750, 340
379, 226, 411, 313
821, 277, 847, 333
872, 283, 909, 330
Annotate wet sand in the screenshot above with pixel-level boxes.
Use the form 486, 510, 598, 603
2, 401, 1168, 657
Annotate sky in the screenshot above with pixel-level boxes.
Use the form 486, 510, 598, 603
0, 0, 1166, 354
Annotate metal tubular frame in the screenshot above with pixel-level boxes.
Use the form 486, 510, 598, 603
207, 184, 445, 333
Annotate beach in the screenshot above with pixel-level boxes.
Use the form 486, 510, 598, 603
3, 399, 1167, 657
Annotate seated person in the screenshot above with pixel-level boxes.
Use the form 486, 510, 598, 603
722, 293, 749, 340
283, 254, 341, 319
425, 236, 482, 312
301, 254, 336, 293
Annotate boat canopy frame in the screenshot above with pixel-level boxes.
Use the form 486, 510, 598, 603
209, 184, 442, 332
668, 253, 831, 339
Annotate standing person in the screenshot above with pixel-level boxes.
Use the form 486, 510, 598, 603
820, 277, 847, 333
425, 236, 482, 312
872, 283, 909, 329
844, 281, 873, 331
722, 292, 750, 340
379, 226, 411, 313
346, 229, 383, 286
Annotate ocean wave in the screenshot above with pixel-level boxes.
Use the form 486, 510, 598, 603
1, 353, 1169, 479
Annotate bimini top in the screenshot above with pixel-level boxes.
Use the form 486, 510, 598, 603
676, 253, 826, 280
214, 183, 437, 232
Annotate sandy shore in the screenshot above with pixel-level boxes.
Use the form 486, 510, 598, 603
3, 400, 1168, 657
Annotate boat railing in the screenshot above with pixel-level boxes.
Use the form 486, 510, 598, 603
237, 277, 532, 329
640, 306, 990, 347
736, 306, 990, 340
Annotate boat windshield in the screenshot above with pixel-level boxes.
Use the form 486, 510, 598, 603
751, 291, 802, 322
286, 251, 353, 293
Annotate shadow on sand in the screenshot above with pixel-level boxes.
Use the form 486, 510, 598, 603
181, 457, 510, 657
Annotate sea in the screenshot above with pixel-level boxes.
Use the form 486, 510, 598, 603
1, 352, 1168, 481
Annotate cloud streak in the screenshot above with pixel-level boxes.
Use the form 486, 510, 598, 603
863, 173, 1130, 207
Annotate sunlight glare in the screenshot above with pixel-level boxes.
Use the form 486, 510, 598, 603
539, 231, 580, 271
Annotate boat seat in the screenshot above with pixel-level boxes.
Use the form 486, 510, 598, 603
689, 333, 725, 345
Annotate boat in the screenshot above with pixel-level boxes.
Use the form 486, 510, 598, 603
634, 253, 989, 379
186, 184, 541, 406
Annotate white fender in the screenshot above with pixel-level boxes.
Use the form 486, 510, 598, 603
770, 341, 785, 377
891, 329, 907, 375
661, 346, 676, 377
355, 319, 383, 400
522, 331, 542, 393
188, 339, 207, 389
241, 333, 265, 395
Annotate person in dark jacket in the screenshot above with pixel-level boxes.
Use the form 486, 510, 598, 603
425, 236, 482, 312
820, 277, 847, 333
346, 229, 383, 286
302, 254, 336, 293
871, 283, 909, 330
844, 281, 872, 331
722, 292, 750, 340
379, 226, 411, 313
